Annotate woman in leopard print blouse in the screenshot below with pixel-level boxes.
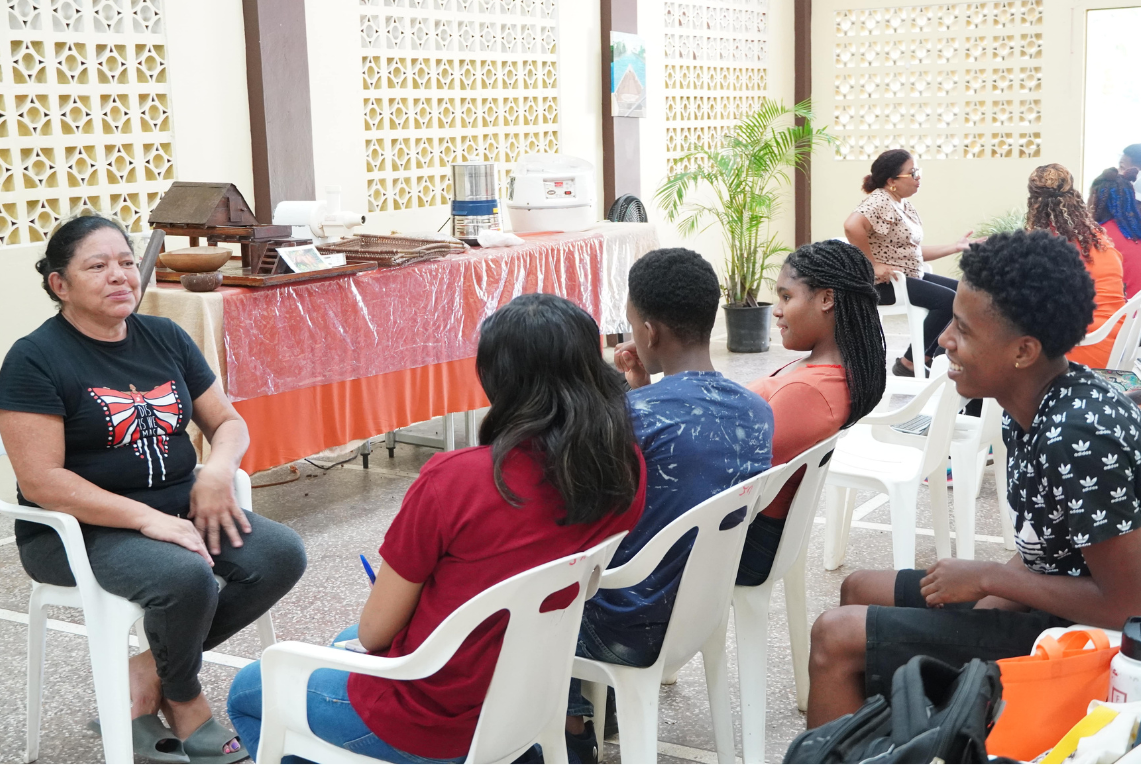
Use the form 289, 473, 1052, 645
844, 149, 980, 376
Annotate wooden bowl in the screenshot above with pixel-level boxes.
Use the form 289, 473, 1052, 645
160, 246, 232, 273
180, 272, 224, 292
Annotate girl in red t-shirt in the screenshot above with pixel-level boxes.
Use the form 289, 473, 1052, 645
738, 240, 888, 585
227, 294, 646, 763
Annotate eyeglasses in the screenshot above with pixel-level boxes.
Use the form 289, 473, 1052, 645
895, 168, 922, 180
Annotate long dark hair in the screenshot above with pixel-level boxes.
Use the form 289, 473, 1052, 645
862, 149, 912, 193
476, 293, 640, 524
35, 215, 130, 305
1089, 167, 1141, 242
783, 240, 887, 426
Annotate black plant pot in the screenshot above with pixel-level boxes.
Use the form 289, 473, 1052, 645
724, 303, 772, 353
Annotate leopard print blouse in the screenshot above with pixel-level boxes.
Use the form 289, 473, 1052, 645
853, 188, 924, 278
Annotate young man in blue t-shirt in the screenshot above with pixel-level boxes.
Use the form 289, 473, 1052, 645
565, 248, 774, 762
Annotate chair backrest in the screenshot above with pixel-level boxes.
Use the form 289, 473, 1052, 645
1079, 291, 1141, 371
604, 474, 768, 672
917, 360, 966, 478
465, 534, 625, 763
754, 435, 841, 586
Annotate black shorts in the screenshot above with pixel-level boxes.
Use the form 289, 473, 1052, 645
863, 569, 1072, 698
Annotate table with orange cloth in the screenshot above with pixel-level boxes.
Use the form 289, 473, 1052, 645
140, 225, 656, 474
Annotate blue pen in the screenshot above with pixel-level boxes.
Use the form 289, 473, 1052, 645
360, 554, 376, 585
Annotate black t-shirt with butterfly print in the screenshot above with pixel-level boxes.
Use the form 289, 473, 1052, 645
1003, 363, 1141, 578
0, 313, 215, 544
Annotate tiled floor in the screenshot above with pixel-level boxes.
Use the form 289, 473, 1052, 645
0, 315, 1016, 764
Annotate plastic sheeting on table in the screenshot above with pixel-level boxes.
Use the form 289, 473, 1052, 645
589, 222, 659, 335
222, 231, 604, 402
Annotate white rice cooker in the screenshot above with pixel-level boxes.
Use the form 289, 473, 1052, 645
505, 154, 597, 233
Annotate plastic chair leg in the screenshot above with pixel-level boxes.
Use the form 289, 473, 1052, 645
612, 673, 661, 764
823, 486, 855, 571
784, 548, 812, 712
86, 607, 137, 765
134, 617, 149, 652
701, 619, 735, 764
25, 585, 49, 764
583, 679, 608, 734
949, 444, 978, 560
908, 308, 929, 379
888, 483, 919, 570
256, 611, 277, 649
733, 582, 774, 763
929, 464, 952, 560
536, 716, 569, 765
993, 447, 1016, 551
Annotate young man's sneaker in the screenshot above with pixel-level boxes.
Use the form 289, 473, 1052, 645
566, 720, 599, 764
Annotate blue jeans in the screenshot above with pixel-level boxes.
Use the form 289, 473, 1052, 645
566, 615, 657, 717
227, 626, 465, 764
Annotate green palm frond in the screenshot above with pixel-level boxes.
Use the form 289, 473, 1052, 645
655, 98, 834, 307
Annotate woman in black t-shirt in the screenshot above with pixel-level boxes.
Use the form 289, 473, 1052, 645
0, 216, 306, 764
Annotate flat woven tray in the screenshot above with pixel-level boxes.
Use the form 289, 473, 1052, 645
316, 234, 468, 267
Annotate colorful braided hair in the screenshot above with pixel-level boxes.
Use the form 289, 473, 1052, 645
1089, 167, 1141, 242
1026, 163, 1106, 262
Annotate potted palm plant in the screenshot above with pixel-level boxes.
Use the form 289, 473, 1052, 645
656, 99, 833, 352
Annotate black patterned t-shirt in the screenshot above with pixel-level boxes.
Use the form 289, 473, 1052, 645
1003, 363, 1141, 577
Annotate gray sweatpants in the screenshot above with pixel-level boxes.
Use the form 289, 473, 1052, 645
17, 511, 307, 701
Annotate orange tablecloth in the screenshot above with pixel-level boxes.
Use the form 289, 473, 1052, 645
147, 232, 612, 473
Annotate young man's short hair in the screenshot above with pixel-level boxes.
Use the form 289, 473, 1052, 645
958, 229, 1095, 359
628, 248, 720, 345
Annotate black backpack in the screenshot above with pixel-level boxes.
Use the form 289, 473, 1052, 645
784, 656, 1004, 764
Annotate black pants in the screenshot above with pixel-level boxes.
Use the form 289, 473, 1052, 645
18, 511, 307, 701
876, 272, 958, 362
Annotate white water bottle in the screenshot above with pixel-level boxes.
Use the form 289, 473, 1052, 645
1109, 617, 1141, 703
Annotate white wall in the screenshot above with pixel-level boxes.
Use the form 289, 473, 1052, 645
0, 0, 256, 359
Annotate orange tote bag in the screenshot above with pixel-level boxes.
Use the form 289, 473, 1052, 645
987, 629, 1117, 761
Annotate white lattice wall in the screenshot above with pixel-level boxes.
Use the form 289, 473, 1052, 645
662, 0, 770, 174
360, 0, 560, 213
830, 0, 1043, 161
0, 0, 175, 245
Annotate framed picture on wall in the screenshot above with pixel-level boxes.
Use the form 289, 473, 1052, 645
611, 31, 646, 118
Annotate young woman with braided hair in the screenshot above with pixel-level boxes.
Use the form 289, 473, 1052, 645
1026, 163, 1125, 369
737, 239, 887, 586
1089, 166, 1141, 297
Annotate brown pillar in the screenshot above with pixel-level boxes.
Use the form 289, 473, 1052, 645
600, 0, 640, 215
794, 0, 812, 247
243, 0, 316, 222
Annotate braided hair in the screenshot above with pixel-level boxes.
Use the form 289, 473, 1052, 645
1089, 167, 1141, 242
783, 240, 887, 426
1026, 163, 1107, 261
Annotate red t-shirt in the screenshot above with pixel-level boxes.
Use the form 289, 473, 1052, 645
347, 445, 646, 759
748, 363, 851, 519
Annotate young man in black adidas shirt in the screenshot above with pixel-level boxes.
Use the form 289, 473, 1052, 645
807, 229, 1141, 727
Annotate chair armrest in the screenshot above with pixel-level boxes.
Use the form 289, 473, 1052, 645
888, 270, 910, 305
857, 373, 949, 427
599, 476, 760, 589
0, 500, 98, 587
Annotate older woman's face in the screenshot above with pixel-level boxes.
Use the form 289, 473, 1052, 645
50, 228, 139, 320
889, 156, 922, 198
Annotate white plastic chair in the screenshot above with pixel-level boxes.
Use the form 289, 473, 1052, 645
1078, 291, 1141, 371
948, 398, 1016, 559
732, 435, 840, 763
878, 268, 931, 379
574, 474, 771, 764
823, 358, 964, 570
0, 467, 276, 765
256, 534, 626, 765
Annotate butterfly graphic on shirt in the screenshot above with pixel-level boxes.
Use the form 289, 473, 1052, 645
87, 382, 182, 487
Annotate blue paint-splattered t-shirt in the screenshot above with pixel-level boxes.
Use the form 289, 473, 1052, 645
582, 370, 774, 660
